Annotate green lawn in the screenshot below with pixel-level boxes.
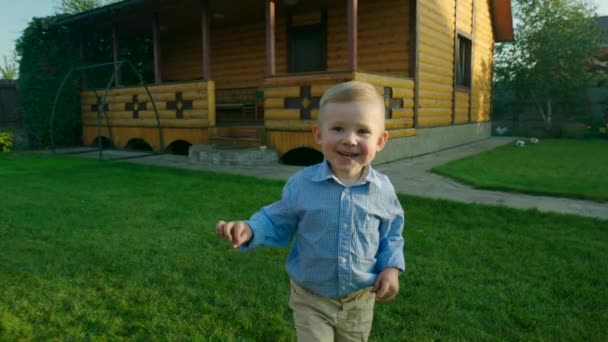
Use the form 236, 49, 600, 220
0, 154, 606, 340
432, 139, 608, 202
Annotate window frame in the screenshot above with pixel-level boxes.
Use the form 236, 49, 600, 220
455, 32, 472, 88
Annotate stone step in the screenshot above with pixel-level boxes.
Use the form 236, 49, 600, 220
189, 144, 278, 166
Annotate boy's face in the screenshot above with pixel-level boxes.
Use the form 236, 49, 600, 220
313, 100, 389, 182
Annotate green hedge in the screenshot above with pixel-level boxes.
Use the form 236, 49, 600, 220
16, 16, 82, 148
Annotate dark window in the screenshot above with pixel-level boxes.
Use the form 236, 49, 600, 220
456, 35, 472, 87
288, 11, 326, 73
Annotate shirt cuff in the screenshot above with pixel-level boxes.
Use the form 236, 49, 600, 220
377, 252, 406, 274
239, 213, 268, 251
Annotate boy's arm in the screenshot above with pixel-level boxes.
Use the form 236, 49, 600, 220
372, 193, 405, 302
240, 177, 299, 250
376, 193, 406, 273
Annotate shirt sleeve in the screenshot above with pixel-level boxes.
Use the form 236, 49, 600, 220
241, 177, 299, 251
375, 191, 406, 273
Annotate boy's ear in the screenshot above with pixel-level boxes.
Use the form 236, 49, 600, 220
377, 130, 389, 151
313, 123, 322, 144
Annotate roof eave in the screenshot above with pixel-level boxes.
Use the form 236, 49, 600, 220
491, 0, 515, 42
53, 0, 146, 26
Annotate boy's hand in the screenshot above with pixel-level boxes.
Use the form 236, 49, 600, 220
216, 220, 253, 248
372, 267, 400, 303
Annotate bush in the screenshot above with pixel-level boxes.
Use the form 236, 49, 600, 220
0, 131, 14, 152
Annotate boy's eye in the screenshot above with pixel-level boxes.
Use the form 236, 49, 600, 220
358, 129, 371, 135
331, 127, 343, 132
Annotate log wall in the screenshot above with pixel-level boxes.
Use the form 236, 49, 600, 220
417, 0, 494, 127
454, 89, 470, 124
325, 0, 411, 75
161, 0, 412, 91
457, 0, 474, 35
471, 0, 494, 123
417, 0, 456, 127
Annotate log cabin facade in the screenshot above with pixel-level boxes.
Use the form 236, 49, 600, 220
57, 0, 513, 163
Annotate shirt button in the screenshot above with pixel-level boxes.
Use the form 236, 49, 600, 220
344, 188, 350, 193
341, 257, 347, 264
343, 223, 348, 229
342, 286, 346, 291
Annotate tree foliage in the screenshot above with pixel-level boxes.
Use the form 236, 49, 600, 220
15, 17, 82, 148
54, 0, 120, 14
494, 0, 602, 130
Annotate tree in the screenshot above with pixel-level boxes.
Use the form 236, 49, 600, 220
494, 0, 602, 130
54, 0, 120, 14
0, 53, 18, 80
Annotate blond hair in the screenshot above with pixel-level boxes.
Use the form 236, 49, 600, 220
318, 81, 385, 127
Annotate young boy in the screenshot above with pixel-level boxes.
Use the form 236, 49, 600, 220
216, 81, 405, 341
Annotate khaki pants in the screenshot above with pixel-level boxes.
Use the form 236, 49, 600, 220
289, 280, 376, 342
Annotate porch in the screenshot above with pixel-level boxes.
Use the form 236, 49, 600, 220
73, 0, 418, 156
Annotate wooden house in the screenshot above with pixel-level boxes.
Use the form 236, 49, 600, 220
57, 0, 513, 163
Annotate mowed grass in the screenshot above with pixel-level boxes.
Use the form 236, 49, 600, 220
432, 139, 608, 202
0, 154, 606, 340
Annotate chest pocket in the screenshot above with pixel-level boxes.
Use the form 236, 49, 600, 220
354, 214, 381, 259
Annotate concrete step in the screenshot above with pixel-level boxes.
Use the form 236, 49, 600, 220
189, 144, 278, 166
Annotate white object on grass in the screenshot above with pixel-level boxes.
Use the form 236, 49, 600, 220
530, 137, 539, 144
496, 126, 509, 136
515, 140, 526, 147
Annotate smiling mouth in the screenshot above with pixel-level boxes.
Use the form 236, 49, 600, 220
337, 151, 359, 159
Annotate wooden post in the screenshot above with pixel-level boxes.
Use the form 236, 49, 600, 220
79, 35, 88, 90
153, 12, 162, 84
266, 0, 276, 76
201, 0, 211, 80
112, 23, 121, 87
347, 0, 358, 70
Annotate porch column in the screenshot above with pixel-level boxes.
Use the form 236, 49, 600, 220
266, 0, 276, 76
79, 36, 88, 90
153, 12, 162, 84
347, 0, 358, 70
112, 23, 121, 86
201, 0, 211, 80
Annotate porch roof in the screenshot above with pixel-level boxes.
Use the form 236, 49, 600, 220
56, 0, 514, 41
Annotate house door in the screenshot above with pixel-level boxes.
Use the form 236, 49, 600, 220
289, 24, 325, 73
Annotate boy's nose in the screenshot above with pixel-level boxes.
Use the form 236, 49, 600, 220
342, 131, 357, 145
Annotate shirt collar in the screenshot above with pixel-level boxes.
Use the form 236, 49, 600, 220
311, 159, 382, 187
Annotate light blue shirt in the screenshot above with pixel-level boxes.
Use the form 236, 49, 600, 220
243, 160, 405, 298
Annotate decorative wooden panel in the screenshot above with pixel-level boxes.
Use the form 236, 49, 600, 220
262, 71, 416, 155
82, 126, 210, 152
80, 81, 215, 151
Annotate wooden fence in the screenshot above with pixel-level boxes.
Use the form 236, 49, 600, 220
0, 80, 21, 129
